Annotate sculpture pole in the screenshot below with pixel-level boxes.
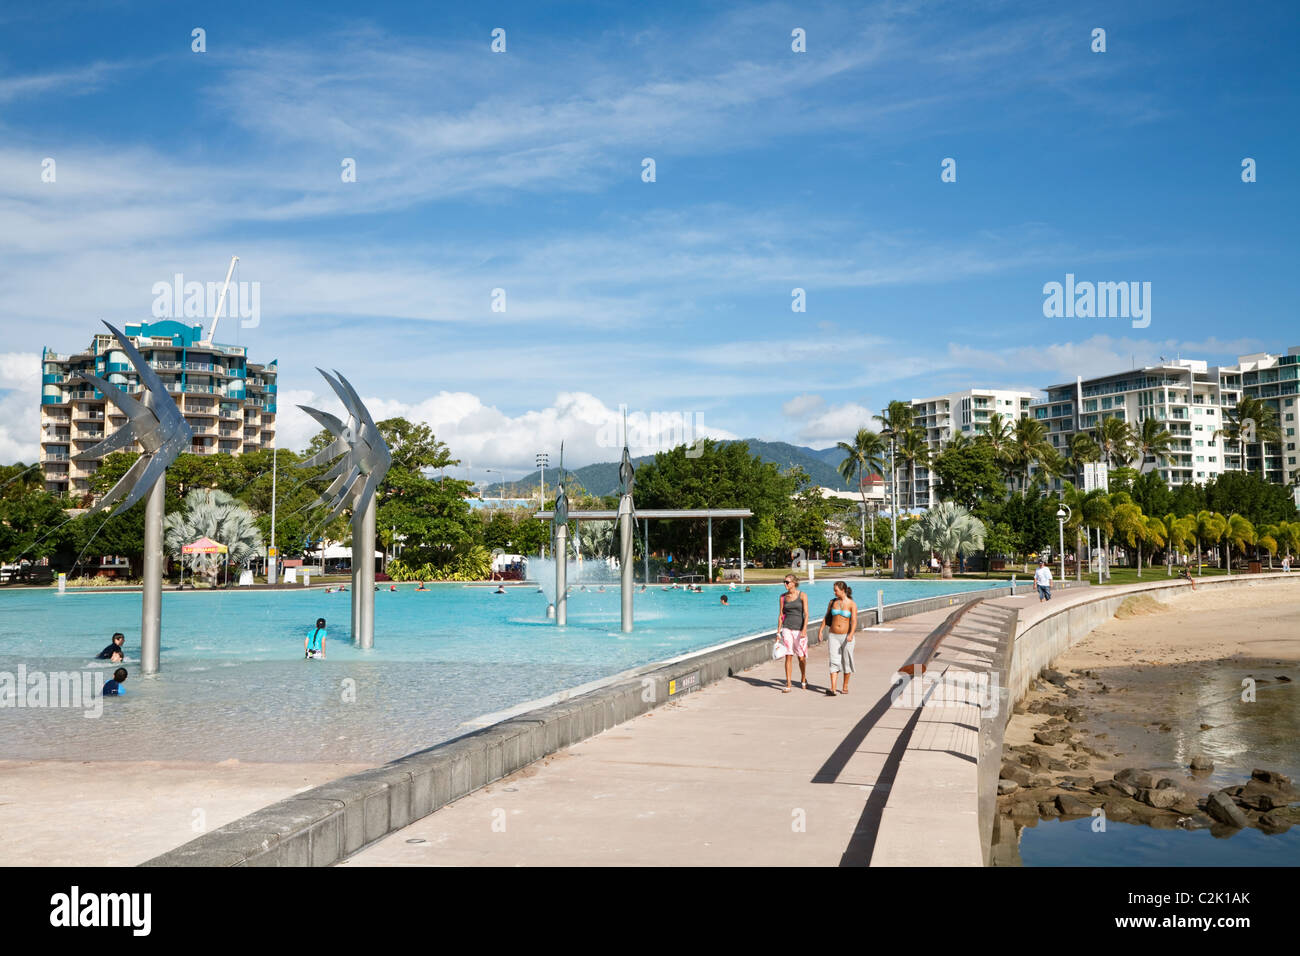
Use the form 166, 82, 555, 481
297, 369, 391, 648
553, 442, 568, 627
71, 322, 192, 677
555, 521, 568, 626
351, 507, 362, 640
620, 507, 633, 633
617, 432, 636, 634
357, 496, 377, 647
140, 474, 165, 675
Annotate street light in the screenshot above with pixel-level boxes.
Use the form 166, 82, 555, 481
1056, 503, 1071, 584
535, 452, 549, 513
882, 427, 901, 578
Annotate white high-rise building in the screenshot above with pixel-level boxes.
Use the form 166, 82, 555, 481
898, 388, 1033, 508
1033, 358, 1244, 492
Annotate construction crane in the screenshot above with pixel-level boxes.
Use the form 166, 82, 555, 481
205, 255, 239, 343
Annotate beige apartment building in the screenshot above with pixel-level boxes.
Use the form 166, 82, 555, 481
40, 320, 277, 497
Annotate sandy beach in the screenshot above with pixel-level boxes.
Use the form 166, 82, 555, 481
0, 759, 371, 866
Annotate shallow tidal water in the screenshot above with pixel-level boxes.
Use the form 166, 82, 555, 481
1013, 658, 1300, 866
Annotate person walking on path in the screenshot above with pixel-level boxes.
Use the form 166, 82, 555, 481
1034, 560, 1053, 602
777, 574, 810, 692
816, 581, 858, 696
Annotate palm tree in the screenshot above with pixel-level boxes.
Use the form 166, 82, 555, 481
1144, 515, 1167, 576
1258, 524, 1279, 569
836, 428, 887, 566
898, 428, 930, 509
1222, 513, 1256, 574
164, 488, 265, 586
1164, 512, 1196, 575
1133, 416, 1175, 475
1112, 502, 1147, 575
1095, 416, 1136, 468
978, 412, 1016, 482
1193, 510, 1226, 577
1216, 397, 1282, 479
1009, 417, 1055, 491
1062, 482, 1087, 580
874, 401, 914, 514
1080, 489, 1114, 580
900, 501, 986, 578
1066, 432, 1101, 486
944, 432, 972, 451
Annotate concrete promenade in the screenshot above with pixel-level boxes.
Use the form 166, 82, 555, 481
345, 588, 1050, 867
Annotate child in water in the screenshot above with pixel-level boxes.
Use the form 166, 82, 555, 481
102, 668, 128, 696
305, 618, 327, 659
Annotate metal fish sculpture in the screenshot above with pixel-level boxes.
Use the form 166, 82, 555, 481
72, 322, 193, 516
296, 369, 392, 522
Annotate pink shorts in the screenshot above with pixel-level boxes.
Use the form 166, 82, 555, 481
778, 628, 807, 658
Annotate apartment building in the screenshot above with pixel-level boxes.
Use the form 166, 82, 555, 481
1033, 358, 1245, 492
40, 320, 277, 497
1237, 348, 1300, 486
899, 388, 1034, 508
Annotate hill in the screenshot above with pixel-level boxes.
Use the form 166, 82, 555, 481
483, 439, 853, 498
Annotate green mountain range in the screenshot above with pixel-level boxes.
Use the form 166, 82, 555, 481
483, 439, 860, 498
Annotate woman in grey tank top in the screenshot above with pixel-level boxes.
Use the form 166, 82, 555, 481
777, 574, 810, 691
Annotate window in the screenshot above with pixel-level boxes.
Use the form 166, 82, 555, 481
1195, 440, 1204, 447
1196, 456, 1205, 462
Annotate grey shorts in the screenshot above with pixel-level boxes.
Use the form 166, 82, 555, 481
829, 632, 855, 673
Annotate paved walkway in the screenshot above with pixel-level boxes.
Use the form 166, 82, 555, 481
345, 589, 1050, 867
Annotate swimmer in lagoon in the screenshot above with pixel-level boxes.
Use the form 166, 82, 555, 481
95, 632, 126, 660
102, 667, 128, 696
305, 618, 327, 659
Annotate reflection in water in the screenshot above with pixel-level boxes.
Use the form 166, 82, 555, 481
1009, 659, 1299, 866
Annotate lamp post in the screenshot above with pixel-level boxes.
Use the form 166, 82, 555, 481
1056, 504, 1071, 585
858, 504, 867, 578
882, 428, 901, 578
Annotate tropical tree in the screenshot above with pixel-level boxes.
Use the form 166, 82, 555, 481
898, 428, 930, 509
1080, 489, 1114, 579
1112, 501, 1147, 574
899, 501, 986, 578
1095, 417, 1136, 469
1193, 510, 1226, 577
1133, 417, 1175, 475
1222, 513, 1256, 574
1163, 512, 1196, 574
163, 488, 264, 586
979, 412, 1017, 481
1216, 397, 1281, 479
873, 401, 916, 514
1008, 417, 1055, 491
1258, 525, 1279, 568
836, 428, 887, 527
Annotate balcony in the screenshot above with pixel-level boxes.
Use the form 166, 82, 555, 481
42, 452, 71, 462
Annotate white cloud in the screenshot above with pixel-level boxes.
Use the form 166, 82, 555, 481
783, 396, 876, 447
0, 352, 41, 464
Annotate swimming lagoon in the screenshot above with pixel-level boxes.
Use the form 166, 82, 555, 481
0, 579, 1005, 764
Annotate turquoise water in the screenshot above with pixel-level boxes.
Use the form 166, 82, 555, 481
0, 579, 1002, 764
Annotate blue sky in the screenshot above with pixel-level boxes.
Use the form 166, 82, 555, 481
1, 0, 1297, 483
